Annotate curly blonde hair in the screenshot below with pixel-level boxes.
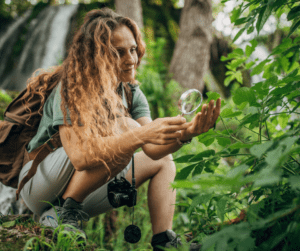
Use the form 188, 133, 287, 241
23, 8, 146, 178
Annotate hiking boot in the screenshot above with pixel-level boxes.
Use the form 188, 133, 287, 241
151, 229, 202, 251
39, 197, 89, 240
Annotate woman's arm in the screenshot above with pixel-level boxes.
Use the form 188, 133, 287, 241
136, 116, 184, 160
59, 116, 189, 171
138, 99, 222, 160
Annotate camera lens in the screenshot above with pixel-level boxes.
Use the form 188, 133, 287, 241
109, 192, 129, 208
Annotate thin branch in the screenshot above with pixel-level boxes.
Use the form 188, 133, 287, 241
289, 155, 300, 166
220, 115, 245, 144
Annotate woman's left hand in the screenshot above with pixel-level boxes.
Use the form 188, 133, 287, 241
180, 98, 221, 141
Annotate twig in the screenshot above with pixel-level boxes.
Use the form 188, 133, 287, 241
289, 155, 300, 167
220, 115, 245, 144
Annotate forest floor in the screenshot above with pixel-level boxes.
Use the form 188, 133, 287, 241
0, 214, 98, 251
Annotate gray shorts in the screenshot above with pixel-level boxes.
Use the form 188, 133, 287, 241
19, 147, 132, 218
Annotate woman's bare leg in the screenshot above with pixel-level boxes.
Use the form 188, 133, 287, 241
125, 151, 177, 235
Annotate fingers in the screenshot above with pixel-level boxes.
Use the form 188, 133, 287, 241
193, 98, 221, 134
164, 123, 190, 133
167, 116, 187, 125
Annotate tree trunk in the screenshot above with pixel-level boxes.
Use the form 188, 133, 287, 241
169, 0, 213, 92
115, 0, 144, 30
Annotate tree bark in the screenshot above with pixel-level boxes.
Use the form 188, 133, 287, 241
115, 0, 144, 30
169, 0, 213, 92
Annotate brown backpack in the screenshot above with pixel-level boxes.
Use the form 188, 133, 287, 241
0, 82, 133, 200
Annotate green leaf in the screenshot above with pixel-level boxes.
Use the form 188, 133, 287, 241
233, 48, 244, 56
238, 113, 260, 128
233, 27, 246, 43
229, 142, 257, 150
206, 92, 221, 102
216, 197, 227, 222
2, 220, 16, 228
287, 5, 300, 21
233, 87, 256, 105
247, 200, 265, 223
224, 75, 235, 86
289, 175, 300, 191
217, 137, 231, 147
279, 56, 290, 73
288, 18, 300, 37
234, 17, 248, 25
278, 113, 289, 129
247, 26, 255, 34
230, 6, 241, 23
250, 141, 273, 158
245, 61, 255, 69
187, 194, 212, 217
175, 163, 198, 180
256, 4, 273, 34
198, 137, 215, 146
173, 155, 195, 163
235, 71, 243, 84
192, 163, 205, 176
253, 167, 282, 187
230, 58, 247, 69
227, 164, 249, 178
251, 59, 271, 76
189, 150, 216, 161
204, 160, 218, 173
221, 108, 242, 118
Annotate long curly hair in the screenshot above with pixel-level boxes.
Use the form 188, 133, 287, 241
23, 8, 146, 178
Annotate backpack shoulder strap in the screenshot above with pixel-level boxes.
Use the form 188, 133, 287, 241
16, 132, 62, 200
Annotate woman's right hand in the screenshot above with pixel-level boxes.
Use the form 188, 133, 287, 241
140, 116, 190, 145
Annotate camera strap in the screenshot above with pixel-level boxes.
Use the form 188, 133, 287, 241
124, 154, 142, 244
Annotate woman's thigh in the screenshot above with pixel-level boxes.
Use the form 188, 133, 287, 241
19, 147, 75, 216
81, 153, 136, 217
82, 151, 170, 217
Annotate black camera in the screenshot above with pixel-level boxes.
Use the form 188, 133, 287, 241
107, 177, 137, 208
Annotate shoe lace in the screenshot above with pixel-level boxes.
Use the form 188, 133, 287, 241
169, 234, 182, 248
60, 208, 89, 229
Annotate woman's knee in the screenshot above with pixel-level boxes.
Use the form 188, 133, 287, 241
159, 154, 176, 177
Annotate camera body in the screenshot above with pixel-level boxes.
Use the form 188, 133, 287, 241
107, 177, 137, 208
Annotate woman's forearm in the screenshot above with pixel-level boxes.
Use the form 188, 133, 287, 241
60, 124, 145, 172
142, 138, 183, 160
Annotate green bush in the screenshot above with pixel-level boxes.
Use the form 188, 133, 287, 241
169, 1, 300, 250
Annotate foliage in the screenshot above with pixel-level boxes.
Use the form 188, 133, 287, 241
0, 90, 13, 120
170, 0, 300, 250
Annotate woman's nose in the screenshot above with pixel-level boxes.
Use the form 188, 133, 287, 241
124, 52, 135, 65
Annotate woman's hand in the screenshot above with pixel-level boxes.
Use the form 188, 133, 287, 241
116, 116, 189, 145
180, 98, 221, 141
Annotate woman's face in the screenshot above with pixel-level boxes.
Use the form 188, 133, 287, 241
111, 25, 138, 83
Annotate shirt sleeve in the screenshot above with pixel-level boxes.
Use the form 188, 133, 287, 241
52, 82, 72, 129
129, 84, 152, 120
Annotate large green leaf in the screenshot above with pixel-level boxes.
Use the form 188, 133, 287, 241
175, 163, 198, 180
216, 197, 228, 222
250, 59, 271, 76
173, 155, 195, 163
288, 17, 300, 37
221, 108, 242, 118
250, 141, 273, 158
287, 5, 300, 21
187, 194, 213, 218
233, 87, 256, 105
256, 3, 273, 34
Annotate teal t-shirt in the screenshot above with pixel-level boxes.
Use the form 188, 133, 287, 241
27, 82, 152, 153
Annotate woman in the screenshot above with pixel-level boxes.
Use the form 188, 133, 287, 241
19, 8, 221, 251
